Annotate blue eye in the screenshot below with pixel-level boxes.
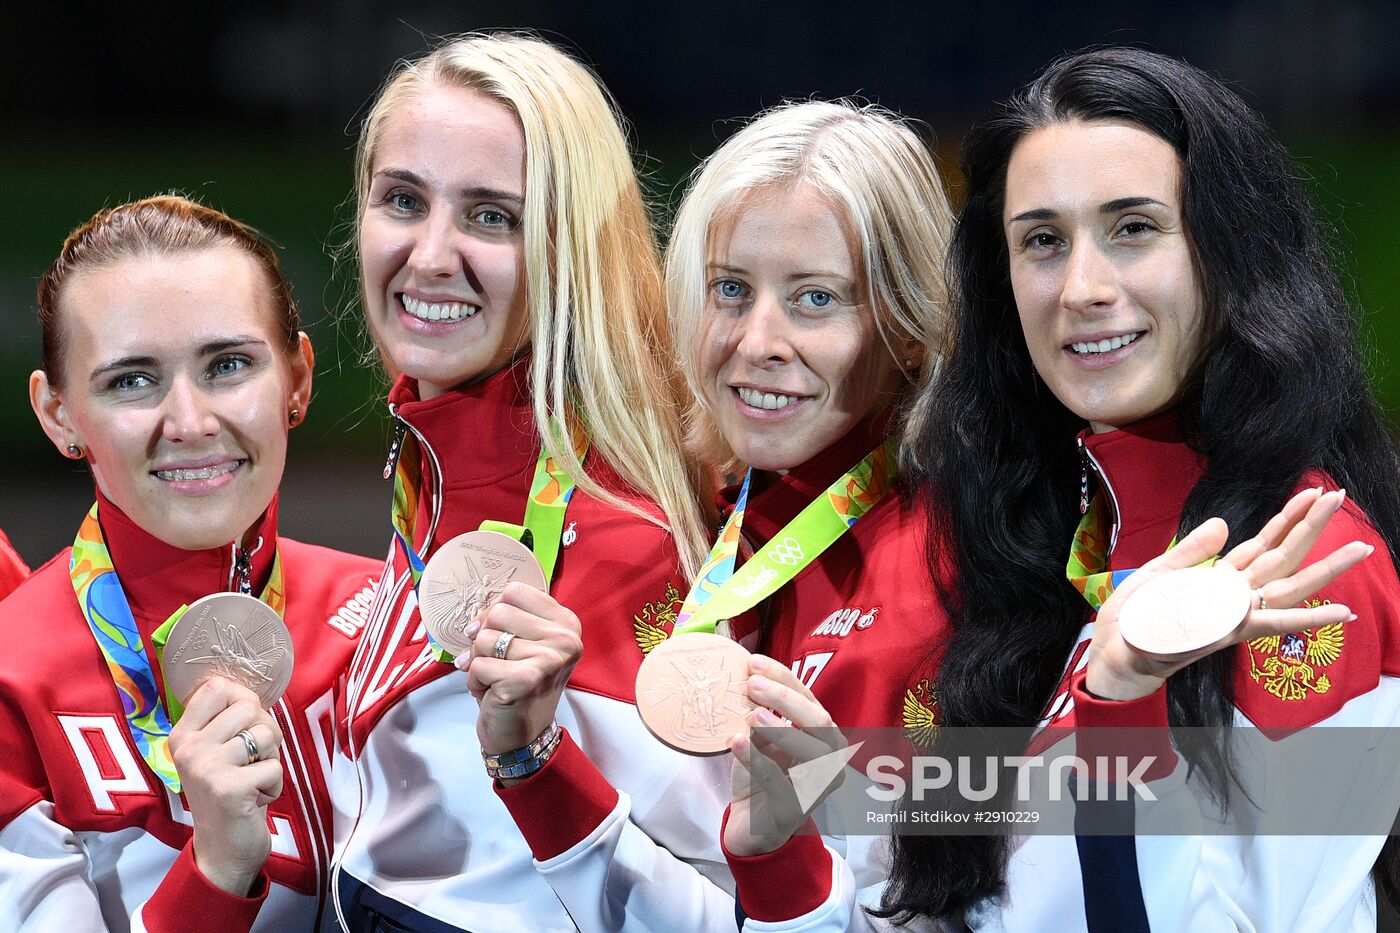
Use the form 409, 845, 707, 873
714, 279, 746, 301
472, 207, 514, 229
110, 372, 154, 391
799, 290, 835, 310
210, 355, 250, 378
386, 191, 419, 212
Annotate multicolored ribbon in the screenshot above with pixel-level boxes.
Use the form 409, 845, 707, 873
1065, 483, 1203, 612
673, 438, 899, 637
1065, 486, 1134, 611
70, 502, 285, 793
390, 420, 588, 660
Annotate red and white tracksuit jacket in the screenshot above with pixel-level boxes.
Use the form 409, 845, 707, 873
0, 493, 379, 932
329, 359, 739, 932
737, 412, 1400, 932
0, 527, 30, 600
701, 414, 949, 927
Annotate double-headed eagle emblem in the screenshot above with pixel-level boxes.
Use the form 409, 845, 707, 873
633, 583, 682, 655
1247, 608, 1344, 701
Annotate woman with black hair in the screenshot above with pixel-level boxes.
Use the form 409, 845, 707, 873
892, 45, 1400, 931
724, 48, 1400, 931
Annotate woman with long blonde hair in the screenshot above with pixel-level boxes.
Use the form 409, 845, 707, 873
329, 33, 735, 931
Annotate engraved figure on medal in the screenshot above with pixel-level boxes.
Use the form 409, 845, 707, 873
636, 632, 754, 755
419, 530, 548, 657
162, 593, 295, 709
183, 620, 286, 687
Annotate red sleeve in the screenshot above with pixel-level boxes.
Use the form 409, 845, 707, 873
139, 842, 267, 932
720, 807, 832, 922
1068, 668, 1178, 781
493, 729, 620, 861
0, 529, 30, 602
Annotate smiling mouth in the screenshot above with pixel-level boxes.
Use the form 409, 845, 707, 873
1068, 332, 1144, 355
736, 386, 805, 411
402, 294, 480, 323
154, 460, 245, 482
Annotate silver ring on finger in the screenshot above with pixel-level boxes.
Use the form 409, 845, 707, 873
237, 728, 260, 765
1255, 588, 1269, 612
493, 631, 516, 661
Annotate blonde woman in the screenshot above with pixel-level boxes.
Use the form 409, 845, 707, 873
329, 33, 736, 931
664, 101, 953, 925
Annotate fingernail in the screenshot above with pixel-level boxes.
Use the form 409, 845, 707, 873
465, 620, 482, 639
749, 674, 771, 692
454, 655, 471, 671
755, 707, 778, 725
1347, 613, 1358, 622
1365, 545, 1376, 557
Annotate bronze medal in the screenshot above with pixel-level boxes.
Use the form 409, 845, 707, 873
1118, 564, 1253, 657
419, 530, 547, 657
635, 632, 755, 755
162, 593, 294, 708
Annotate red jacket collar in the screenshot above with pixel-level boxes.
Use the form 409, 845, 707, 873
388, 356, 539, 488
96, 490, 279, 625
1080, 410, 1206, 567
733, 407, 896, 546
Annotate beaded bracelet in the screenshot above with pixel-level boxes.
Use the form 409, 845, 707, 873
483, 722, 563, 781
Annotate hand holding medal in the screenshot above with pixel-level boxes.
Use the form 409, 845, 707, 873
391, 427, 586, 763
724, 654, 848, 858
158, 587, 295, 895
167, 676, 285, 896
413, 528, 575, 758
1087, 487, 1373, 701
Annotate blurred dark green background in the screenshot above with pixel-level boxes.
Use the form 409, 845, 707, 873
3, 2, 1398, 568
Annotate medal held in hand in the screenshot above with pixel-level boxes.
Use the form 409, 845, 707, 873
636, 632, 754, 755
636, 439, 898, 755
162, 592, 295, 708
1117, 564, 1253, 657
419, 530, 548, 657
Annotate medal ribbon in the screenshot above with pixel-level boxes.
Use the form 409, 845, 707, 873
1065, 486, 1134, 611
1065, 485, 1205, 612
390, 420, 588, 659
673, 438, 898, 637
70, 502, 285, 793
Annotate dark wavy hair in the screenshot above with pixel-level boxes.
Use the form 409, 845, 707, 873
886, 46, 1400, 919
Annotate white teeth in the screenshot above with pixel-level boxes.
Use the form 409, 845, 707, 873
737, 387, 800, 411
402, 295, 478, 323
156, 461, 241, 482
1071, 332, 1140, 355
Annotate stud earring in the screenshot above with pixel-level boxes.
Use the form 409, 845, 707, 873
288, 408, 300, 427
66, 444, 83, 459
